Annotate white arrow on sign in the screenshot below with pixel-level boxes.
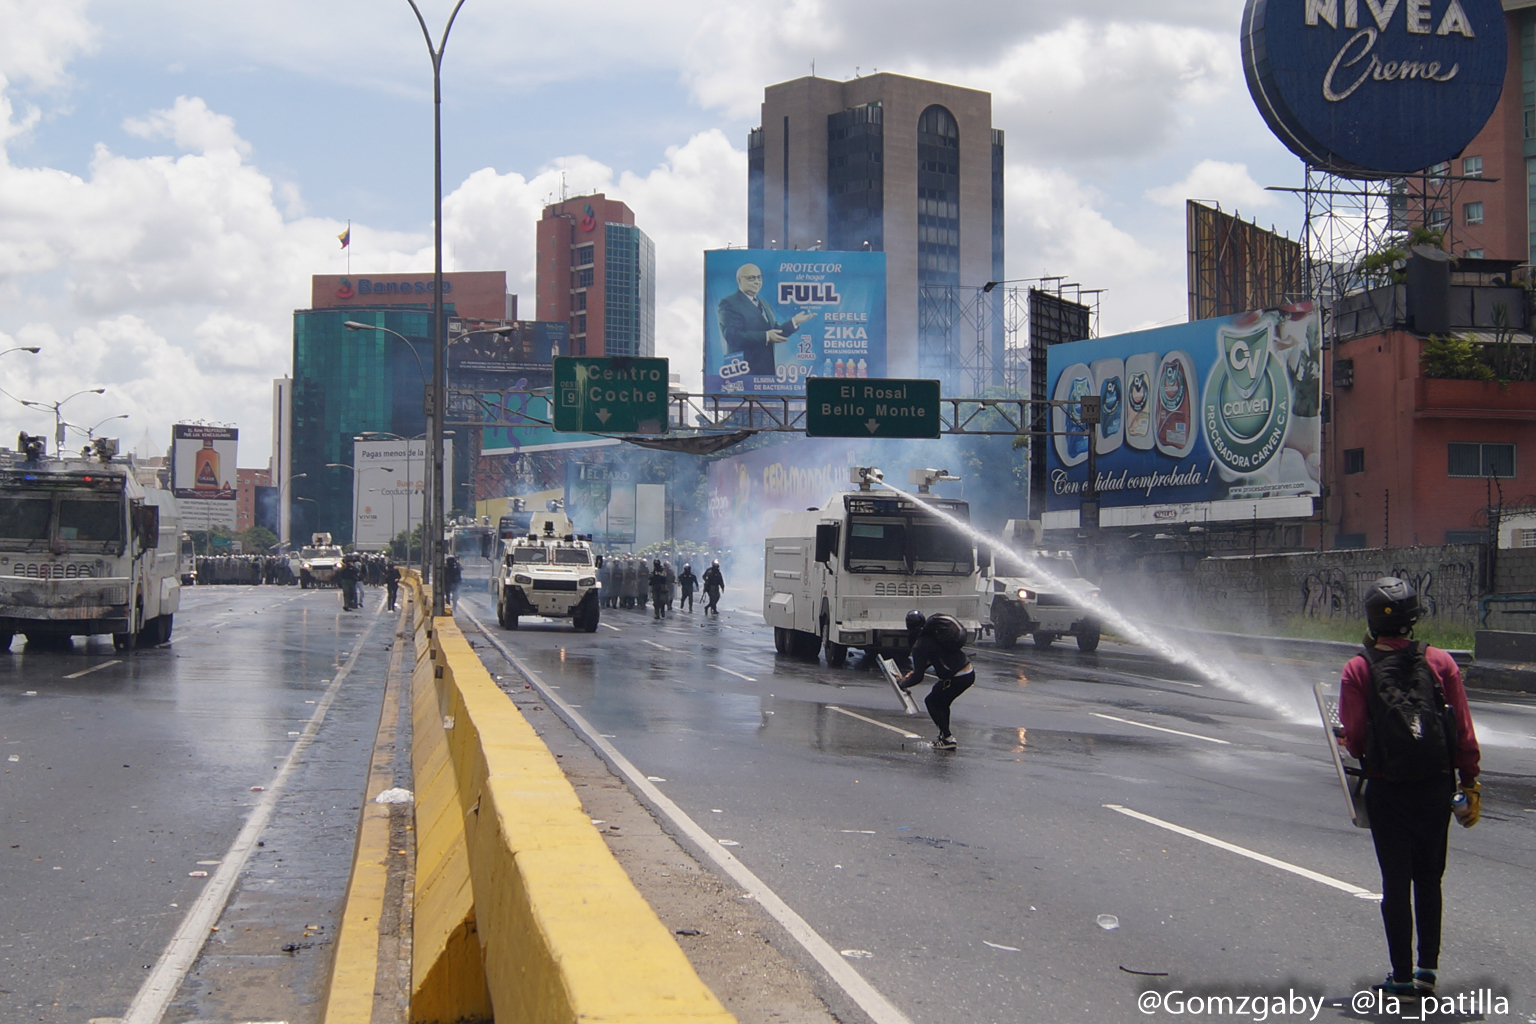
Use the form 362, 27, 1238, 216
864, 419, 880, 434
596, 408, 612, 424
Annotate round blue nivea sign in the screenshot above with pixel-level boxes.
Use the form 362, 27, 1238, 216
1243, 0, 1507, 174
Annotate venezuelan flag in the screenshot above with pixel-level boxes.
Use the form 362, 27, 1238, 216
337, 226, 351, 249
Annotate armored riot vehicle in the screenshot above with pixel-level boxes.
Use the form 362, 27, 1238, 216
982, 519, 1102, 651
0, 436, 181, 650
495, 512, 601, 631
298, 533, 344, 588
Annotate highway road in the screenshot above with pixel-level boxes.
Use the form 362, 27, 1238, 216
0, 584, 394, 1024
457, 577, 1536, 1024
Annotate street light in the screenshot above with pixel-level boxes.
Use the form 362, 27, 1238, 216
1, 346, 40, 357
63, 413, 129, 445
280, 472, 308, 550
20, 388, 105, 452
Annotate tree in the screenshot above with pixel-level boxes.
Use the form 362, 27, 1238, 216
239, 525, 278, 552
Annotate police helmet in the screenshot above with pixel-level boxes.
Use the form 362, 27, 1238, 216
905, 609, 927, 634
1364, 577, 1423, 637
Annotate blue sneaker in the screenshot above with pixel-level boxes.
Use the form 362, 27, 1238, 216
1374, 974, 1418, 998
1413, 970, 1436, 995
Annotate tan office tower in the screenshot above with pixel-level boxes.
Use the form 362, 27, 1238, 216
748, 73, 1004, 388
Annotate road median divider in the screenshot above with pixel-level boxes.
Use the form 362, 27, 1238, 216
406, 577, 736, 1024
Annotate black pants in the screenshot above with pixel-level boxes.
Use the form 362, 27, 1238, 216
705, 587, 720, 613
1365, 775, 1455, 981
652, 590, 668, 617
681, 590, 694, 611
924, 669, 976, 737
386, 583, 398, 610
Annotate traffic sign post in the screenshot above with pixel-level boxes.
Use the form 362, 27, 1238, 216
805, 377, 941, 439
553, 356, 670, 434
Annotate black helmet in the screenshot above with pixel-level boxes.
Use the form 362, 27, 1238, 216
905, 609, 926, 634
1364, 577, 1422, 637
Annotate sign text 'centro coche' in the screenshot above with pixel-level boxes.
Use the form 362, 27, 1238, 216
1242, 0, 1506, 173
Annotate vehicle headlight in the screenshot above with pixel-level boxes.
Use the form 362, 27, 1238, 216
513, 574, 534, 586
579, 577, 596, 587
1016, 588, 1033, 600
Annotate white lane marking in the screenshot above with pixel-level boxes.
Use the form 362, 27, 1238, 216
1091, 712, 1230, 745
63, 660, 121, 680
642, 639, 671, 650
465, 609, 915, 1024
826, 705, 922, 740
1104, 803, 1377, 898
708, 663, 757, 682
121, 604, 384, 1024
600, 623, 622, 632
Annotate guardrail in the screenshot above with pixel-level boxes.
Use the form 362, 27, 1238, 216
406, 579, 736, 1024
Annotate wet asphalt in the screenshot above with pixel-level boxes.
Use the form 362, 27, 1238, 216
457, 571, 1536, 1024
0, 584, 391, 1024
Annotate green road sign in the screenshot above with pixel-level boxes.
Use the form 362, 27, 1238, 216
805, 377, 941, 438
553, 356, 670, 434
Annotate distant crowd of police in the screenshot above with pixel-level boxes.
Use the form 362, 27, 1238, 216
190, 552, 397, 587
597, 557, 725, 616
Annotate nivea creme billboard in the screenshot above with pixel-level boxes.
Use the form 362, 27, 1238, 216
1242, 0, 1506, 173
1045, 307, 1323, 519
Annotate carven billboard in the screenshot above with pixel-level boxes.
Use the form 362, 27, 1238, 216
704, 249, 886, 395
1044, 306, 1322, 527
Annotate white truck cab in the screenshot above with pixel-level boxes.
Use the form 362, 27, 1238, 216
297, 533, 343, 588
981, 519, 1102, 651
763, 467, 983, 667
0, 437, 180, 650
495, 512, 601, 632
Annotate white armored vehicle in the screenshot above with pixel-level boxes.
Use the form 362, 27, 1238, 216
982, 519, 1102, 651
763, 467, 983, 667
495, 512, 601, 631
297, 533, 344, 588
0, 436, 181, 651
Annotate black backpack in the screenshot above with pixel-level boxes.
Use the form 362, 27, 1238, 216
924, 613, 970, 653
1361, 642, 1456, 781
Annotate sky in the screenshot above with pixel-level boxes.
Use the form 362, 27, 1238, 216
0, 0, 1307, 467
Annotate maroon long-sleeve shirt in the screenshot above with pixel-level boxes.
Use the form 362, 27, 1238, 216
1339, 638, 1480, 782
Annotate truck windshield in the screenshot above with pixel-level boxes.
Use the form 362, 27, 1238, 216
845, 512, 973, 575
553, 549, 592, 566
0, 498, 52, 544
511, 548, 549, 564
58, 500, 122, 542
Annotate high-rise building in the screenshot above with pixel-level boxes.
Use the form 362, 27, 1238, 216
536, 195, 655, 358
747, 73, 1004, 387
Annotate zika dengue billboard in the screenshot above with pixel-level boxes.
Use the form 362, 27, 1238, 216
704, 249, 886, 395
171, 424, 238, 531
1044, 306, 1322, 525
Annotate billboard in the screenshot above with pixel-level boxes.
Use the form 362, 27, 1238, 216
351, 438, 454, 550
1187, 201, 1302, 323
1044, 306, 1322, 528
704, 249, 886, 395
564, 455, 637, 546
172, 425, 238, 531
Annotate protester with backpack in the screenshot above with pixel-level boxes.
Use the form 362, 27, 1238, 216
1338, 577, 1481, 1000
896, 610, 976, 750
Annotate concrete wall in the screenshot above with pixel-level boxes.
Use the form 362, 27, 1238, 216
1182, 544, 1487, 630
1488, 547, 1536, 631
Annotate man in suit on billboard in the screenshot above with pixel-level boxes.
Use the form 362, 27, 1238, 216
716, 263, 814, 375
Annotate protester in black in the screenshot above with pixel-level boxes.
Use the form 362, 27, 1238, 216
1339, 578, 1481, 998
384, 563, 402, 611
896, 610, 975, 750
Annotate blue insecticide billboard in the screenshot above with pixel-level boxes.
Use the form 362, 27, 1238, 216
704, 249, 886, 395
1045, 306, 1322, 525
1242, 0, 1506, 174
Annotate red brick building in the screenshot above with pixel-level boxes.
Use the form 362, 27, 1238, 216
535, 195, 654, 358
236, 468, 271, 533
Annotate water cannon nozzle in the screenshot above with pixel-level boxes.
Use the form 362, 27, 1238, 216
851, 466, 884, 491
909, 468, 960, 493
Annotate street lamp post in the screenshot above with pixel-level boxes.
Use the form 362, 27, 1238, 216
280, 472, 308, 550
21, 388, 105, 453
407, 0, 467, 618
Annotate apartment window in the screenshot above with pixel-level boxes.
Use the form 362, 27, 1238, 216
1518, 528, 1536, 548
1427, 208, 1449, 230
1462, 155, 1483, 178
1445, 530, 1484, 544
1464, 201, 1484, 225
573, 245, 594, 267
1427, 161, 1450, 181
571, 291, 587, 311
1465, 247, 1485, 258
1343, 448, 1365, 474
1448, 441, 1516, 478
573, 313, 586, 335
573, 267, 593, 289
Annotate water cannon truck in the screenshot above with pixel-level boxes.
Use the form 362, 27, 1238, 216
763, 466, 983, 667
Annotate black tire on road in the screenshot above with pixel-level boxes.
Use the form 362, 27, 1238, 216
824, 640, 848, 668
505, 613, 519, 630
112, 632, 134, 652
0, 631, 11, 652
790, 630, 820, 659
1075, 622, 1101, 653
1032, 631, 1057, 649
773, 627, 789, 654
993, 601, 1019, 649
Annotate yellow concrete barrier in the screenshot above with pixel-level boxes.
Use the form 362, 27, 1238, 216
408, 578, 735, 1024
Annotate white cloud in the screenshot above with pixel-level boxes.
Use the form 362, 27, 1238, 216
123, 96, 251, 156
1146, 159, 1277, 213
0, 0, 96, 90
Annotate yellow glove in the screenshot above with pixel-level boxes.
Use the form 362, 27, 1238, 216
1456, 781, 1481, 829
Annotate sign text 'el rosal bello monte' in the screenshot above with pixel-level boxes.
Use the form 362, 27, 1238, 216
806, 377, 941, 439
1242, 0, 1506, 174
553, 356, 670, 434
